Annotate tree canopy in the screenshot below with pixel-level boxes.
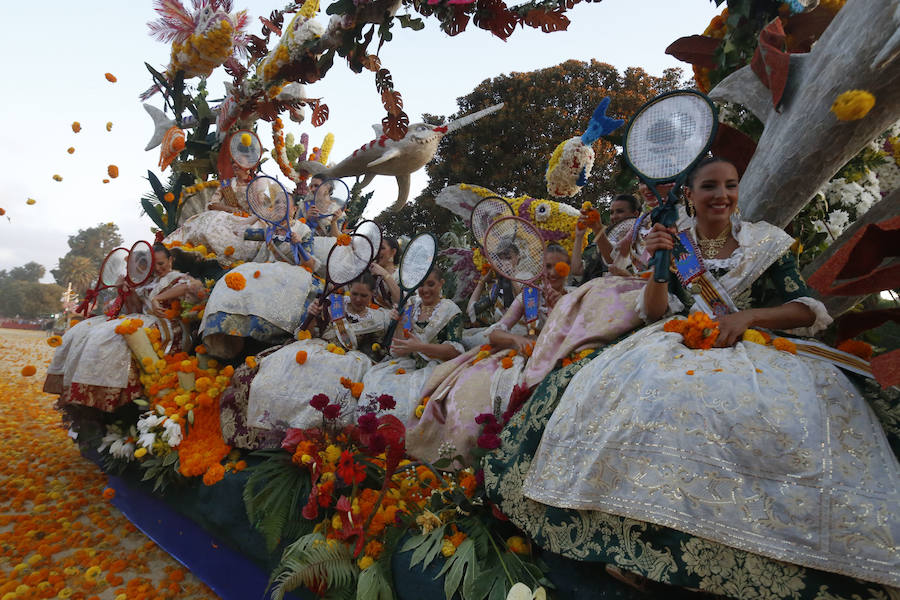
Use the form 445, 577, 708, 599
51, 223, 123, 292
418, 60, 685, 205
0, 265, 63, 318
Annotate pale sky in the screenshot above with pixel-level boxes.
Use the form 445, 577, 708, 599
0, 0, 719, 282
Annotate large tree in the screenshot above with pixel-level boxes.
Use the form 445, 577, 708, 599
0, 267, 63, 318
417, 60, 685, 205
51, 223, 123, 291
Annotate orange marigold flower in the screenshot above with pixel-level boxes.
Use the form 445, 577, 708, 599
224, 246, 235, 256
506, 536, 529, 555
295, 350, 308, 364
396, 368, 406, 374
686, 370, 694, 375
501, 357, 514, 369
245, 356, 258, 369
164, 192, 175, 202
105, 72, 117, 82
836, 339, 873, 361
101, 488, 116, 500
195, 344, 207, 354
225, 272, 246, 290
72, 121, 81, 133
234, 460, 247, 471
253, 270, 261, 278
336, 233, 351, 246
554, 262, 570, 278
202, 463, 226, 486
107, 165, 119, 178
21, 365, 37, 376
772, 337, 797, 354
67, 146, 75, 154
350, 382, 364, 398
47, 335, 63, 347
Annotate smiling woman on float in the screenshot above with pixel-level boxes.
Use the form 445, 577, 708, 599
490, 157, 899, 593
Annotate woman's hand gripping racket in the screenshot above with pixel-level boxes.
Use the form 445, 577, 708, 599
621, 90, 717, 282
381, 233, 438, 346
247, 175, 311, 265
301, 233, 374, 331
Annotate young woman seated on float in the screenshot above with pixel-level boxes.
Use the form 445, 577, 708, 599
406, 244, 571, 463
368, 236, 402, 309
359, 266, 463, 423
462, 243, 527, 350
198, 197, 322, 359
217, 273, 391, 448
298, 174, 345, 239
501, 157, 899, 591
45, 244, 202, 411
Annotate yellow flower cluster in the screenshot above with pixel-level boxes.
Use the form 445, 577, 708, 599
318, 133, 334, 165
414, 396, 430, 419
831, 90, 875, 121
325, 342, 346, 355
171, 19, 235, 80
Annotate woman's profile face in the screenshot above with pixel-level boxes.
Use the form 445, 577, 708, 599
378, 241, 395, 264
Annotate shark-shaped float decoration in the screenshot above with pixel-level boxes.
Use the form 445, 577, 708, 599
297, 104, 504, 210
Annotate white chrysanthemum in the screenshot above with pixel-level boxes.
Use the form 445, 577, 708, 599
109, 439, 136, 461
138, 431, 157, 452
162, 419, 183, 447
137, 412, 162, 432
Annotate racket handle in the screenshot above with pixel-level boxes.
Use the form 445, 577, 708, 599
382, 320, 399, 348
652, 249, 671, 283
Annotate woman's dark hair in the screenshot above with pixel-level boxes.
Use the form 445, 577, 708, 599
383, 236, 401, 265
612, 194, 640, 214
426, 264, 444, 281
686, 156, 737, 188
311, 173, 328, 183
152, 243, 172, 258
545, 243, 569, 259
352, 271, 377, 291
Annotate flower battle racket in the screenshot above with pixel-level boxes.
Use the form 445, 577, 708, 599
470, 195, 514, 250
305, 177, 350, 232
229, 130, 263, 170
301, 233, 374, 331
483, 216, 546, 330
382, 232, 438, 346
77, 247, 129, 317
246, 175, 310, 264
106, 241, 157, 318
353, 219, 382, 257
622, 89, 717, 282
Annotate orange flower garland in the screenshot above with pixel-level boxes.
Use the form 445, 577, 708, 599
224, 272, 246, 290
837, 339, 873, 360
772, 337, 797, 354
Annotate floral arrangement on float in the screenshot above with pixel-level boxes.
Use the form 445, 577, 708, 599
239, 386, 551, 600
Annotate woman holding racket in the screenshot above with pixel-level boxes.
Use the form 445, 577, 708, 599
45, 244, 202, 412
359, 265, 464, 423
406, 244, 571, 464
484, 157, 900, 596
218, 273, 392, 445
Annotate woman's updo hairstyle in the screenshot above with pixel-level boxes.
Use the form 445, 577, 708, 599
426, 264, 444, 281
354, 271, 378, 291
152, 243, 172, 258
545, 243, 569, 259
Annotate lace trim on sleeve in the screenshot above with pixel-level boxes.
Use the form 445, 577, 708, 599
784, 296, 832, 336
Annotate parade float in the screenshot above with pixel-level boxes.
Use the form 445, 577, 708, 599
35, 0, 900, 599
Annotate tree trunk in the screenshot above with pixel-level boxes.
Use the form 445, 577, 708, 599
709, 0, 900, 227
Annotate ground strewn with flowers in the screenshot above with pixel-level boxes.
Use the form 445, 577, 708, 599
0, 329, 220, 600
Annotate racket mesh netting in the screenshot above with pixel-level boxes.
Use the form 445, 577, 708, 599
328, 236, 372, 285
625, 94, 714, 180
100, 249, 129, 286
471, 197, 513, 247
127, 242, 153, 284
323, 179, 350, 210
247, 177, 288, 222
607, 217, 638, 245
354, 221, 381, 255
484, 217, 544, 283
230, 132, 262, 169
399, 235, 436, 289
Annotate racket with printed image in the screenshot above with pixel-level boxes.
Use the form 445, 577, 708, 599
382, 233, 438, 346
622, 89, 717, 282
246, 175, 310, 264
470, 195, 514, 249
301, 233, 375, 330
229, 130, 263, 170
305, 178, 350, 232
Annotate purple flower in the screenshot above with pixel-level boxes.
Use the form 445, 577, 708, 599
323, 404, 341, 420
376, 394, 396, 411
310, 394, 330, 411
477, 433, 501, 450
358, 412, 378, 434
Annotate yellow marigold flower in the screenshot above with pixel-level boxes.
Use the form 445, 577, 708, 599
324, 444, 342, 463
71, 121, 81, 133
67, 146, 75, 154
240, 133, 252, 147
106, 121, 113, 132
742, 329, 767, 345
53, 174, 63, 182
84, 565, 102, 580
415, 405, 425, 419
506, 536, 529, 554
134, 447, 148, 458
831, 90, 875, 121
440, 539, 456, 557
357, 555, 374, 570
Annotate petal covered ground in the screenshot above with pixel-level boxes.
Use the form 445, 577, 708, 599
0, 329, 220, 600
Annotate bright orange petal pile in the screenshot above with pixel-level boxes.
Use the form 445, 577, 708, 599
0, 329, 220, 600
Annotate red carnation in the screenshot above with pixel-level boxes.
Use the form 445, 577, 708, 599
310, 394, 329, 411
323, 403, 341, 420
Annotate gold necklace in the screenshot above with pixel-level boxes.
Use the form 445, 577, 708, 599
418, 302, 437, 321
697, 225, 731, 260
